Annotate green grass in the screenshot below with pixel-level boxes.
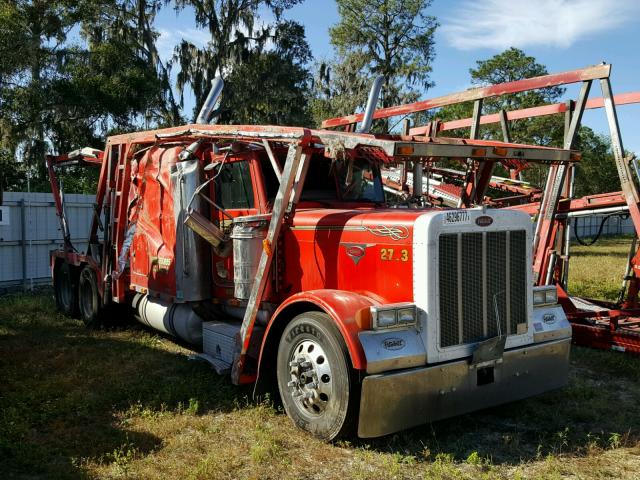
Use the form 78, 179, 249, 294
568, 236, 633, 301
2, 241, 640, 479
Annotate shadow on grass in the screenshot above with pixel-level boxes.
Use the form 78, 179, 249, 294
3, 294, 640, 475
351, 345, 640, 465
0, 294, 250, 479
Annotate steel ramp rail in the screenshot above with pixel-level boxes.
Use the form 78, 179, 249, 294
231, 143, 310, 384
321, 64, 611, 129
408, 91, 640, 136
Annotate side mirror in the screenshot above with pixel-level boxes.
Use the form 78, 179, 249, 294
204, 161, 222, 173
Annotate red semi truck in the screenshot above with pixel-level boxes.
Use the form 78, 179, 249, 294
48, 81, 574, 440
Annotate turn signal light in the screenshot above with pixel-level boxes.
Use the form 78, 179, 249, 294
493, 146, 508, 156
355, 307, 372, 330
471, 147, 487, 156
396, 145, 415, 155
262, 238, 272, 256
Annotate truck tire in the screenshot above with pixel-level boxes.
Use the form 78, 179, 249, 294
276, 312, 358, 441
54, 261, 78, 317
78, 266, 102, 327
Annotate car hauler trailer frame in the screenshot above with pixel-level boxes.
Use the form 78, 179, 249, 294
48, 79, 575, 439
324, 64, 640, 355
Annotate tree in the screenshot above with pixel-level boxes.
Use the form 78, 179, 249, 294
437, 48, 620, 193
308, 52, 372, 126
328, 0, 438, 112
438, 48, 565, 147
466, 48, 624, 193
172, 0, 304, 121
573, 128, 620, 197
81, 0, 183, 126
219, 20, 313, 126
0, 0, 177, 193
0, 0, 86, 189
434, 49, 567, 184
472, 48, 566, 147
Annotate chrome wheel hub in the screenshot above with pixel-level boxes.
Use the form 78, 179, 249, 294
288, 339, 332, 415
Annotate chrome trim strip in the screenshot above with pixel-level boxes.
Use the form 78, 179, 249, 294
506, 230, 511, 335
457, 233, 463, 345
482, 232, 488, 337
289, 225, 360, 231
290, 224, 410, 240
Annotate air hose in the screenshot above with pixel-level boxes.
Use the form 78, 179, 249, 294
572, 212, 630, 246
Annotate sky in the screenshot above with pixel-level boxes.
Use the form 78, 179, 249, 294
155, 0, 640, 153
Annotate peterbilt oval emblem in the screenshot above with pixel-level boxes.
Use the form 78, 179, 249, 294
341, 242, 375, 265
382, 338, 405, 351
346, 245, 365, 258
475, 215, 493, 227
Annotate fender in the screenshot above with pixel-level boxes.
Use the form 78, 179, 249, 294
259, 289, 381, 372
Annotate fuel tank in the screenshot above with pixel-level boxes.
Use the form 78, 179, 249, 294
133, 293, 204, 345
230, 214, 270, 299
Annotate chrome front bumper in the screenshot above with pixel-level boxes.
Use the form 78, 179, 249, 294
357, 338, 570, 438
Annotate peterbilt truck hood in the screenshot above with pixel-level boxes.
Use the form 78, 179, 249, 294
284, 207, 443, 305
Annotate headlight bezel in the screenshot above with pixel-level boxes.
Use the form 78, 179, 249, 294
371, 303, 417, 330
533, 285, 559, 307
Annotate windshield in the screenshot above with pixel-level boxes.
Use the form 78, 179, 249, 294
300, 158, 385, 203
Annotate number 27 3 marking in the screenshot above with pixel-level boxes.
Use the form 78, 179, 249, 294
380, 248, 409, 261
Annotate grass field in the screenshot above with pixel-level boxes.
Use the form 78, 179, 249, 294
2, 238, 640, 479
568, 237, 633, 302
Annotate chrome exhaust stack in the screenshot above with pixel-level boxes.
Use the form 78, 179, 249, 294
180, 77, 224, 162
358, 75, 384, 134
196, 77, 225, 125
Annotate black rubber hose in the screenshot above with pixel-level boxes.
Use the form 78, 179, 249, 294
572, 212, 630, 246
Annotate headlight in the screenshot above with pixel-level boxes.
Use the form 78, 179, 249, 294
377, 309, 397, 328
533, 286, 558, 307
545, 288, 558, 305
371, 303, 417, 329
397, 306, 417, 324
533, 289, 546, 305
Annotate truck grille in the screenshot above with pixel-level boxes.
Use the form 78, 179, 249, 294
438, 230, 527, 348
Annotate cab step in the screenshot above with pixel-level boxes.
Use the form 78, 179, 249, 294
201, 321, 241, 374
195, 352, 232, 375
196, 320, 266, 376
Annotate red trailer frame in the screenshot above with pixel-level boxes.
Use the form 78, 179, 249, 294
323, 64, 640, 354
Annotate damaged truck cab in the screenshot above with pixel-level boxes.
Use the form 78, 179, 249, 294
48, 83, 575, 440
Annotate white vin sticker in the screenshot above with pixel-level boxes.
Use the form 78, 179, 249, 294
443, 210, 470, 225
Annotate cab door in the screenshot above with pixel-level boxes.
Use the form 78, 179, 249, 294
210, 157, 261, 298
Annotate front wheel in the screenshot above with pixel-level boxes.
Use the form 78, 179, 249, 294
276, 312, 358, 441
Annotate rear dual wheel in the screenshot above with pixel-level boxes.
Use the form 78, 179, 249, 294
54, 262, 78, 317
276, 312, 359, 441
56, 263, 109, 327
78, 266, 101, 327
